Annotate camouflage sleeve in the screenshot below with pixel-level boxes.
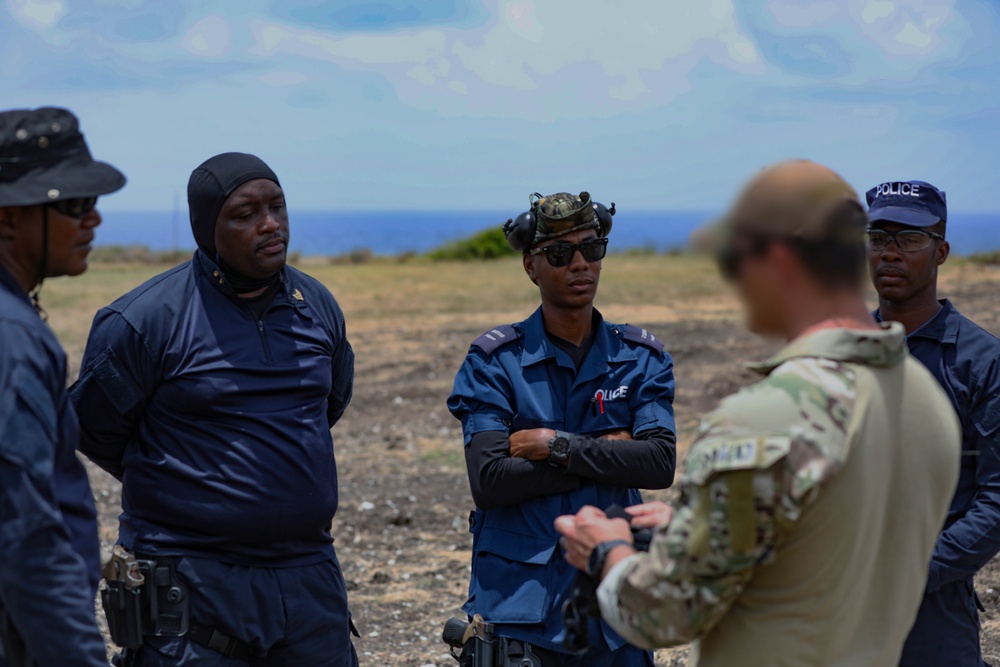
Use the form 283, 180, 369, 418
597, 358, 856, 648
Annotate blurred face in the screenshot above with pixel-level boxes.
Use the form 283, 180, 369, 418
0, 202, 102, 280
215, 178, 289, 278
866, 220, 948, 304
722, 235, 786, 335
523, 228, 602, 310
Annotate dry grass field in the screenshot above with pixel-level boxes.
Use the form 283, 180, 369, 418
42, 254, 1000, 666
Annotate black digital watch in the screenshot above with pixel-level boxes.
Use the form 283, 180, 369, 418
547, 430, 572, 467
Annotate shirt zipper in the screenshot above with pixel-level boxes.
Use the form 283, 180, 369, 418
256, 319, 272, 363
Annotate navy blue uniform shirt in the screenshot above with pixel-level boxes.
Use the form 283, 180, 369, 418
70, 250, 354, 567
883, 300, 1000, 667
449, 308, 676, 654
0, 265, 106, 665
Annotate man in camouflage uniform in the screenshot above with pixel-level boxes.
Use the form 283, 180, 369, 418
556, 160, 962, 666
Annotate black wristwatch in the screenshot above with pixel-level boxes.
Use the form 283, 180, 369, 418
587, 539, 632, 578
547, 430, 572, 467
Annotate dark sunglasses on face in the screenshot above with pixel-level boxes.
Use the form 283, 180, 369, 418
48, 196, 98, 218
529, 237, 609, 267
716, 235, 773, 282
865, 228, 943, 252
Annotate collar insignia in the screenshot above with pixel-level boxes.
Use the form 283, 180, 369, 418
292, 288, 304, 301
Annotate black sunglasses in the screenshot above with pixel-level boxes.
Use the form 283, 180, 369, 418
716, 235, 773, 282
865, 228, 943, 252
529, 237, 608, 267
48, 196, 97, 218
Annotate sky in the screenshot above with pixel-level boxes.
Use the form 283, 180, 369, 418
3, 0, 999, 213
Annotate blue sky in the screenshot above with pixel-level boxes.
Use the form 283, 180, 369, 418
3, 0, 999, 213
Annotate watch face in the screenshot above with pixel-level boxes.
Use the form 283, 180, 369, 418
552, 436, 571, 456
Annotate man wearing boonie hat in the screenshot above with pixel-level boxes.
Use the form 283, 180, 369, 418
0, 107, 125, 666
557, 160, 961, 666
70, 153, 357, 665
866, 180, 1000, 667
448, 191, 677, 665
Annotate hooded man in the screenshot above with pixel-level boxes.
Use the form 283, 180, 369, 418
70, 153, 357, 666
0, 107, 125, 667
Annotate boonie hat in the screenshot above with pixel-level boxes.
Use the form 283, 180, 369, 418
866, 180, 946, 228
532, 191, 599, 245
718, 159, 865, 244
0, 107, 126, 207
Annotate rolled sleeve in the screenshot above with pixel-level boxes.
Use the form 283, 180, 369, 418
448, 351, 514, 444
630, 352, 676, 436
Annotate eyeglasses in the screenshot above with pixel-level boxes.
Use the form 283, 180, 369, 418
865, 228, 943, 252
48, 196, 97, 218
529, 237, 608, 267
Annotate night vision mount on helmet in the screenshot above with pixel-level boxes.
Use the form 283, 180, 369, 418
502, 191, 615, 252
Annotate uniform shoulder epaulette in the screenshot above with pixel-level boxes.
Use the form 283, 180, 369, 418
618, 323, 665, 355
471, 324, 521, 355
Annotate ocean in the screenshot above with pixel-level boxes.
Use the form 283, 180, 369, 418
93, 209, 1000, 257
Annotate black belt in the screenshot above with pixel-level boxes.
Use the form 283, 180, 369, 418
186, 623, 252, 660
130, 554, 254, 660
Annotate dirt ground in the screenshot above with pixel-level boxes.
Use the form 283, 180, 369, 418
43, 254, 1000, 666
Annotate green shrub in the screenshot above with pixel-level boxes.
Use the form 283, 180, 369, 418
89, 245, 189, 265
427, 226, 516, 261
966, 251, 1000, 266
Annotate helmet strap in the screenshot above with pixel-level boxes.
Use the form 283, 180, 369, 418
29, 205, 49, 321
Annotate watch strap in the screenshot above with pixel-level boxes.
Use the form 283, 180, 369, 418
589, 539, 632, 577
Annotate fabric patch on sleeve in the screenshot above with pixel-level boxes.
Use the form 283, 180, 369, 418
976, 396, 1000, 438
91, 348, 143, 416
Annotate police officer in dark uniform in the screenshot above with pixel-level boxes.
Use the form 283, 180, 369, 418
0, 107, 126, 666
866, 180, 1000, 667
448, 192, 677, 666
70, 153, 357, 666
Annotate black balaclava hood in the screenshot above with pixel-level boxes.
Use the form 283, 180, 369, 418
188, 152, 280, 258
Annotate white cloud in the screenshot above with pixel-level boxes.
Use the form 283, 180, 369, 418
179, 15, 232, 58
245, 0, 763, 118
6, 0, 65, 30
452, 0, 762, 99
850, 0, 956, 56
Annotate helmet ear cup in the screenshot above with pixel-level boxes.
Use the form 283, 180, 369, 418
593, 201, 615, 238
503, 210, 537, 252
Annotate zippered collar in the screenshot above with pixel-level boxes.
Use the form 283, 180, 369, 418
193, 249, 309, 312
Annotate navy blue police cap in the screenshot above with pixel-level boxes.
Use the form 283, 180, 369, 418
866, 180, 946, 228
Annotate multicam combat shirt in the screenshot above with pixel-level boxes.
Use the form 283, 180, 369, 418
598, 322, 961, 667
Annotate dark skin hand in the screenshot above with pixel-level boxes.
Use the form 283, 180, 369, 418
215, 178, 289, 298
510, 428, 632, 464
0, 203, 102, 293
867, 220, 949, 334
523, 228, 601, 345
